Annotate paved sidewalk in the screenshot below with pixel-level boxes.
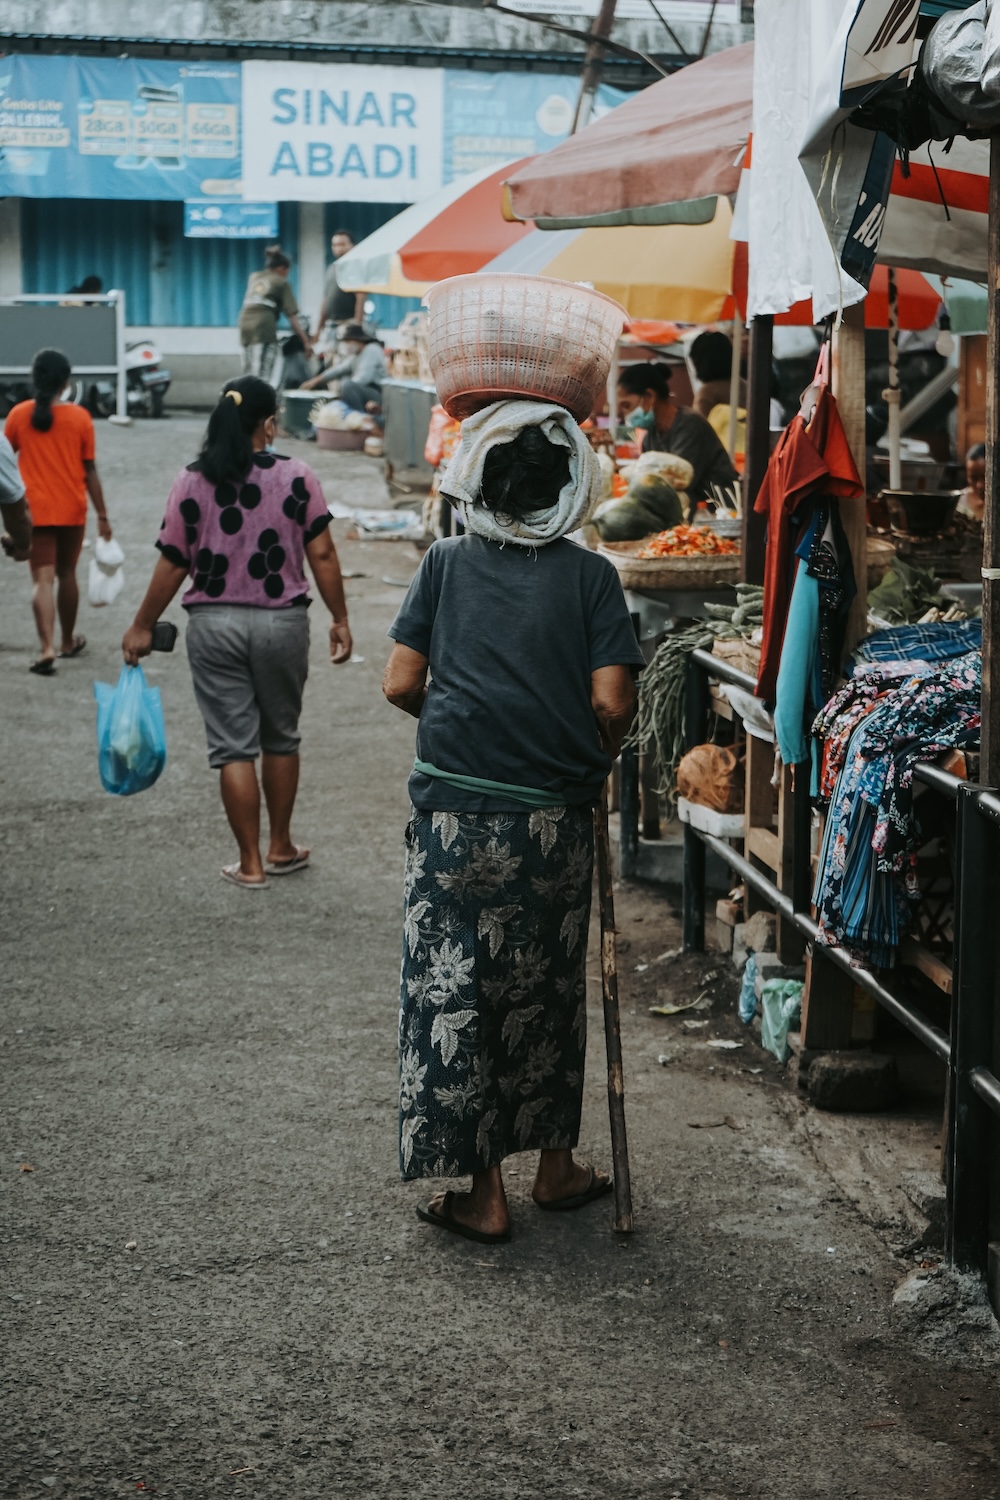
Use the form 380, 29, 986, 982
2, 419, 998, 1499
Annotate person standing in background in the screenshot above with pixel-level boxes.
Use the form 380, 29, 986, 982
316, 230, 365, 340
5, 348, 112, 674
238, 245, 312, 389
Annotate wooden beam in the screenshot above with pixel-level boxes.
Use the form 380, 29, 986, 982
741, 314, 772, 586
832, 300, 869, 652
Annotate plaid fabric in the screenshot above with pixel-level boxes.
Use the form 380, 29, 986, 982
852, 619, 981, 668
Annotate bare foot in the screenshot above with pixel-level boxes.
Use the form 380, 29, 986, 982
425, 1188, 510, 1239
266, 842, 310, 868
532, 1152, 611, 1207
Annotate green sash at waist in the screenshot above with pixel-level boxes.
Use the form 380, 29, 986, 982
413, 759, 567, 809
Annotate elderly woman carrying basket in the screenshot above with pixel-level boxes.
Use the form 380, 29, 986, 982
383, 274, 643, 1244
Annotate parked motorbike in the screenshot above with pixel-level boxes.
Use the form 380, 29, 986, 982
0, 375, 88, 419
89, 338, 171, 420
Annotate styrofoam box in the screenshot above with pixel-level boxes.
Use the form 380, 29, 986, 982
677, 797, 745, 840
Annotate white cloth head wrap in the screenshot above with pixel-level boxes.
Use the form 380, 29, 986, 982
440, 400, 601, 547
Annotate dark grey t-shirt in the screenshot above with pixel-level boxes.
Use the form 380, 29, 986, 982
388, 534, 645, 812
645, 406, 738, 512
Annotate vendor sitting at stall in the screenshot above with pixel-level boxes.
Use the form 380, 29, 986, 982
299, 322, 386, 412
587, 451, 691, 543
957, 442, 985, 523
617, 361, 738, 517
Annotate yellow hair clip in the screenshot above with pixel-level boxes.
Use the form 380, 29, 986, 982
225, 389, 243, 406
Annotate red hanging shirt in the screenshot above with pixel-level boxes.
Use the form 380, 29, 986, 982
754, 386, 864, 704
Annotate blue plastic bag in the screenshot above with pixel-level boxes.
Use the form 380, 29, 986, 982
94, 664, 166, 796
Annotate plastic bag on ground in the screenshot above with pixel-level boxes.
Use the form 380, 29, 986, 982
94, 665, 166, 796
738, 954, 758, 1025
760, 979, 804, 1065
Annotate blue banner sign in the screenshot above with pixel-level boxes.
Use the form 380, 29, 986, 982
0, 54, 241, 200
0, 54, 624, 205
184, 199, 279, 238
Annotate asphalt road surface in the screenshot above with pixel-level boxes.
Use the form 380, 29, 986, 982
3, 417, 998, 1499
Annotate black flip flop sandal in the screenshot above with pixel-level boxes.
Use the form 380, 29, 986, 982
415, 1191, 510, 1245
58, 635, 86, 659
534, 1166, 614, 1212
29, 659, 56, 676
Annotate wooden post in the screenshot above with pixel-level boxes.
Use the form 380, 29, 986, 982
741, 313, 773, 585
571, 0, 618, 134
801, 302, 869, 1050
982, 138, 1000, 785
595, 785, 634, 1233
832, 299, 869, 651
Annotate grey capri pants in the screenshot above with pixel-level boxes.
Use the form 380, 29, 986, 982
185, 604, 310, 768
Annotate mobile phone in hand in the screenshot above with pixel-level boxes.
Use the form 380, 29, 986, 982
151, 621, 178, 652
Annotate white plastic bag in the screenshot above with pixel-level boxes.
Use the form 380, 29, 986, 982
88, 534, 125, 607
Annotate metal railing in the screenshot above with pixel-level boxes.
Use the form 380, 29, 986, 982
678, 648, 1000, 1285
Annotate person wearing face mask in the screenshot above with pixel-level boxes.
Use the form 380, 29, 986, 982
298, 322, 386, 412
122, 377, 353, 888
616, 361, 738, 518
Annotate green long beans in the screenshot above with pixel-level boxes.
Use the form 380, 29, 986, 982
627, 585, 764, 804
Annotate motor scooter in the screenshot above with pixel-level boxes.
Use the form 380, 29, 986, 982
89, 337, 171, 419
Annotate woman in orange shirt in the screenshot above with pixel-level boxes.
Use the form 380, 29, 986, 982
5, 348, 113, 674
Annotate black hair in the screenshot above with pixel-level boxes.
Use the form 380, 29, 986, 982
617, 361, 672, 399
30, 348, 72, 432
967, 443, 986, 463
332, 228, 354, 241
264, 244, 291, 271
476, 427, 571, 521
196, 376, 277, 485
689, 330, 734, 384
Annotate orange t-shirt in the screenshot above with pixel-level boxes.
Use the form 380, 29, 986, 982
4, 401, 96, 527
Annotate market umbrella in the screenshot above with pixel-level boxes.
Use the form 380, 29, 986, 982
501, 43, 753, 229
335, 158, 535, 297
483, 203, 943, 329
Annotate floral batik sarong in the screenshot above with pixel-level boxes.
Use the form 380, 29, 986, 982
398, 805, 594, 1180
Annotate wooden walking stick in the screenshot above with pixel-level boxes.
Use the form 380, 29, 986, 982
595, 782, 634, 1232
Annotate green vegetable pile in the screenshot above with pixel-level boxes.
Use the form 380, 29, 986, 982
628, 584, 763, 803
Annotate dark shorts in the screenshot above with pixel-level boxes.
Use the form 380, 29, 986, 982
185, 604, 309, 768
30, 524, 86, 574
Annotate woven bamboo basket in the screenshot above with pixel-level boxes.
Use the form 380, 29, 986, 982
597, 538, 741, 592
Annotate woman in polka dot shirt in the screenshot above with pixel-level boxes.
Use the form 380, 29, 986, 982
123, 376, 353, 887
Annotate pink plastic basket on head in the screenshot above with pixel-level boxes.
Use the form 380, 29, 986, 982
423, 273, 629, 423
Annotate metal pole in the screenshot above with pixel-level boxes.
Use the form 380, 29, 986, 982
108, 289, 131, 427
681, 653, 709, 951
594, 783, 634, 1233
885, 267, 902, 492
947, 786, 997, 1275
982, 136, 1000, 784
571, 0, 618, 135
607, 339, 620, 441
726, 309, 743, 462
740, 314, 772, 585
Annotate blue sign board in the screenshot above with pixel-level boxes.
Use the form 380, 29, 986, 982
0, 53, 624, 204
184, 199, 279, 238
0, 54, 241, 200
